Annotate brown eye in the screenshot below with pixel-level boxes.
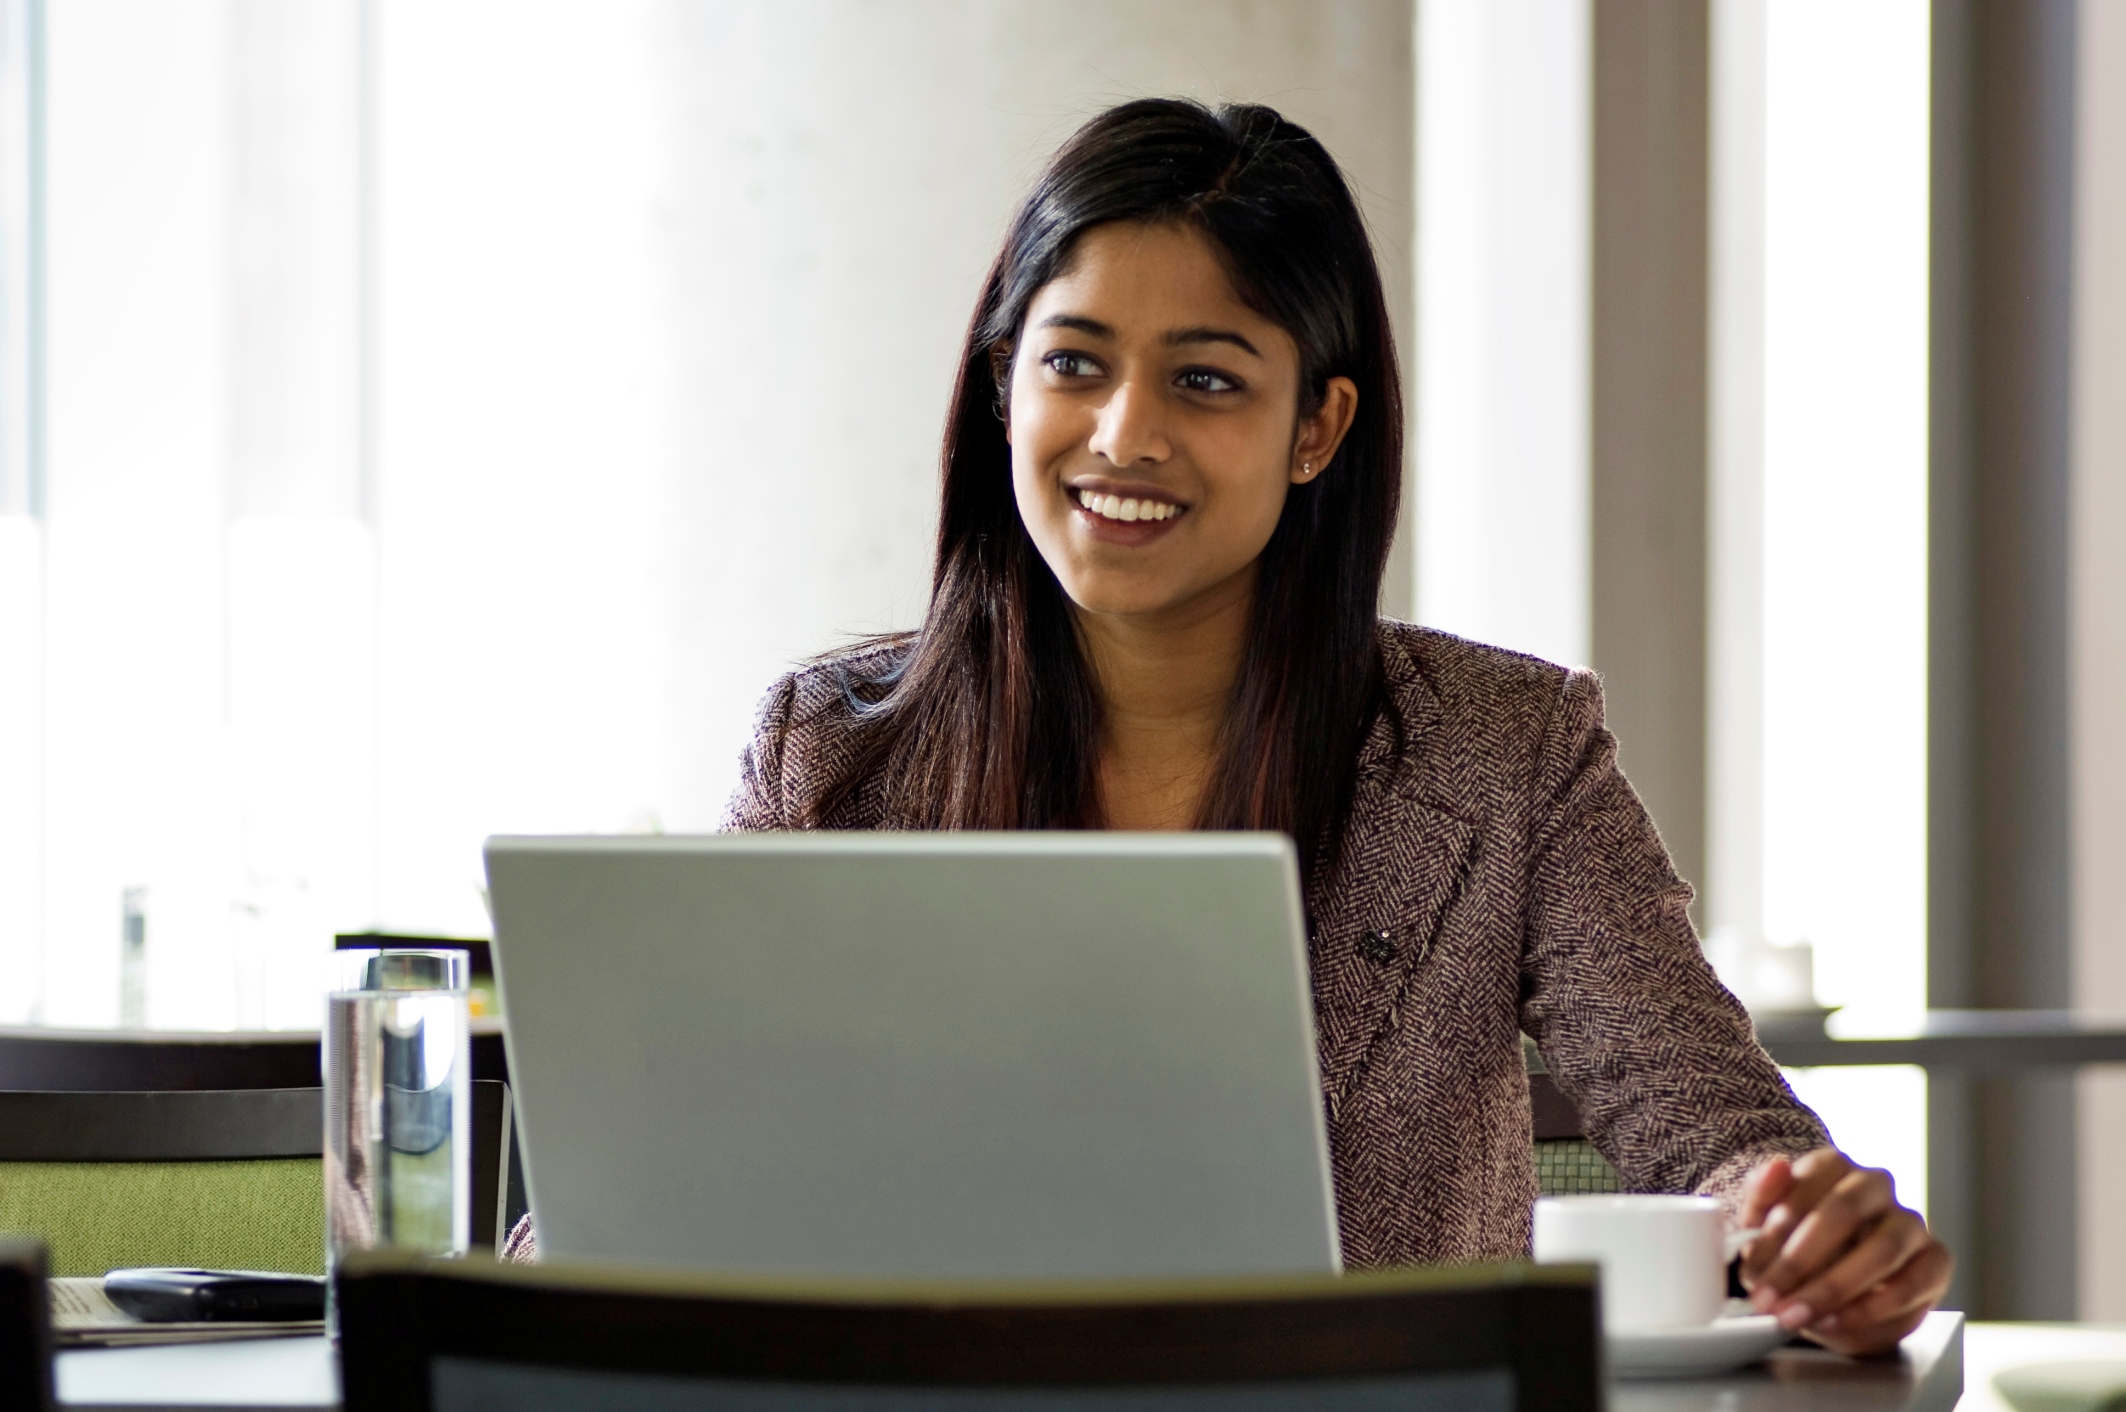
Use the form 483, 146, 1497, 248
1176, 368, 1239, 394
1044, 352, 1100, 378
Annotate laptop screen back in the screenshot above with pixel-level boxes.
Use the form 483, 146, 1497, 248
485, 833, 1338, 1279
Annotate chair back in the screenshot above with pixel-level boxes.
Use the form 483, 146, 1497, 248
0, 1025, 320, 1091
0, 1020, 511, 1092
0, 1081, 517, 1275
0, 1236, 53, 1412
338, 1252, 1599, 1412
1526, 1051, 1621, 1196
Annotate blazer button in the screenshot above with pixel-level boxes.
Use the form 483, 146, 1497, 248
1359, 928, 1397, 963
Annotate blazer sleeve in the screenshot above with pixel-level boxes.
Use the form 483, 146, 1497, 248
1516, 668, 1827, 1213
720, 673, 801, 831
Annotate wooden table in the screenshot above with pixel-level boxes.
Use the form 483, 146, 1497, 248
54, 1312, 1973, 1411
1761, 1010, 2126, 1070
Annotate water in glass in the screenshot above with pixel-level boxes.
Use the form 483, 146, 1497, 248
324, 949, 471, 1331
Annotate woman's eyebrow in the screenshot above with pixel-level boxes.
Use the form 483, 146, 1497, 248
1036, 314, 1114, 338
1164, 326, 1262, 358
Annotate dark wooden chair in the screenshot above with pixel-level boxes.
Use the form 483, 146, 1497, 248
0, 1019, 510, 1093
0, 1081, 520, 1275
0, 1025, 321, 1092
337, 1251, 1600, 1412
0, 1236, 53, 1412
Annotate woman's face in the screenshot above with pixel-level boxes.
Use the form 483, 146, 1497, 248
1006, 221, 1356, 624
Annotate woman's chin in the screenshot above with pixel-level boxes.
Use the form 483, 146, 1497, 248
1060, 571, 1255, 627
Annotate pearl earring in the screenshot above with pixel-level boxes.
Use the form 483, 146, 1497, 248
1301, 461, 1313, 478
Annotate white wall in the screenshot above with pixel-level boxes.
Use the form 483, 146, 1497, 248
34, 0, 243, 1026
6, 1, 1415, 1023
1413, 0, 1589, 668
15, 0, 376, 1029
2072, 0, 2126, 1323
372, 0, 1416, 939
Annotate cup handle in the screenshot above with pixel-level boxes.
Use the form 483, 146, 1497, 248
1726, 1226, 1764, 1263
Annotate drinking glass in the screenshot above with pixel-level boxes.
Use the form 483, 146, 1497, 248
324, 948, 471, 1332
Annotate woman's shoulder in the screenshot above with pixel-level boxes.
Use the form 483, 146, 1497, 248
1376, 619, 1586, 717
729, 637, 909, 828
1372, 619, 1604, 791
770, 636, 911, 726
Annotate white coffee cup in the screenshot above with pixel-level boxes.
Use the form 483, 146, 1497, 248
1532, 1194, 1735, 1332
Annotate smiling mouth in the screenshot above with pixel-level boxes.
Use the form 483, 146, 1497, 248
1072, 487, 1184, 523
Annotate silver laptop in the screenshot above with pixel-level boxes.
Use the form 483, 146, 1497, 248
483, 832, 1340, 1279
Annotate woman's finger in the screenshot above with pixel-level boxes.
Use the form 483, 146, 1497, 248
1805, 1241, 1955, 1356
1749, 1165, 1897, 1303
1739, 1154, 1796, 1232
1764, 1208, 1929, 1331
1741, 1150, 1853, 1283
1817, 1244, 1951, 1342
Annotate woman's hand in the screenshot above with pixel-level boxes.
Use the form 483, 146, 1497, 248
1736, 1148, 1952, 1356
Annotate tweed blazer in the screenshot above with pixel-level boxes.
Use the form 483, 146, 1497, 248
503, 620, 1826, 1268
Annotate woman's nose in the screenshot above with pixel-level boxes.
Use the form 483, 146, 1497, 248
1086, 378, 1170, 467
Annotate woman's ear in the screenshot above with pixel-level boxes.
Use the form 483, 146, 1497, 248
1290, 376, 1359, 484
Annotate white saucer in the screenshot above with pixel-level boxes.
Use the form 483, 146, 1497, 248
1608, 1314, 1788, 1379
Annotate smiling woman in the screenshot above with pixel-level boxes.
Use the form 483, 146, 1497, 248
690, 99, 1951, 1353
789, 101, 1400, 853
1006, 221, 1361, 831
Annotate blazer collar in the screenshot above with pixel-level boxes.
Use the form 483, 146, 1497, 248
1354, 622, 1443, 788
1307, 628, 1476, 1113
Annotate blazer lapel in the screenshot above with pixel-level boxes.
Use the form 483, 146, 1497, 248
1308, 645, 1479, 1115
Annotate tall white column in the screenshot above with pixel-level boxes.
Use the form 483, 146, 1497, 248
2072, 0, 2126, 1324
0, 0, 40, 1022
1706, 0, 1767, 949
0, 514, 38, 1022
1413, 0, 1590, 669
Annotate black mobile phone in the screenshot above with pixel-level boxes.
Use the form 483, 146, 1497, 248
101, 1269, 326, 1323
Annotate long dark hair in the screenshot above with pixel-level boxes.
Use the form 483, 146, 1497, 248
804, 98, 1402, 875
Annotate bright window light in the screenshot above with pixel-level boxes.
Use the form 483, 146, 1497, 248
1414, 0, 1591, 668
1760, 0, 1932, 1209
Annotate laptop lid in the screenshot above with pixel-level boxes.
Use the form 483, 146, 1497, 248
484, 833, 1339, 1279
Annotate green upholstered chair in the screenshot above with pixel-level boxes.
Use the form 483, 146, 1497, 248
0, 1082, 518, 1278
337, 1251, 1602, 1412
1533, 1138, 1622, 1196
0, 1088, 326, 1277
1526, 1039, 1622, 1197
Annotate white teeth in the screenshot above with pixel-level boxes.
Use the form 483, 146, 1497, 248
1076, 490, 1180, 523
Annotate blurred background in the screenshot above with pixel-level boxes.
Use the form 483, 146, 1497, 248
0, 0, 2118, 1322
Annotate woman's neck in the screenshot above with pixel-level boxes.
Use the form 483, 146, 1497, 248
1076, 569, 1253, 831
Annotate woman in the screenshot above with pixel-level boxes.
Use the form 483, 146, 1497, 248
520, 98, 1951, 1353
